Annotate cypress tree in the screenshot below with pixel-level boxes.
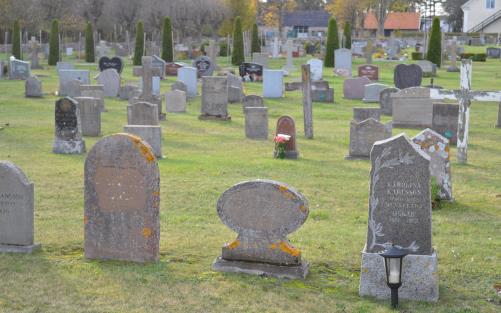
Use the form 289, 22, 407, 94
161, 17, 173, 62
251, 23, 260, 53
12, 20, 21, 60
325, 17, 339, 68
231, 17, 245, 66
85, 22, 95, 63
427, 17, 442, 67
133, 20, 144, 66
48, 19, 59, 66
343, 21, 352, 49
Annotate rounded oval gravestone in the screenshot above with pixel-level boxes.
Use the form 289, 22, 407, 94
192, 55, 214, 77
98, 56, 123, 73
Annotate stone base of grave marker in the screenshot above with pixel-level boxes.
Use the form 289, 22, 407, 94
0, 243, 41, 254
53, 139, 86, 154
199, 114, 231, 121
273, 150, 298, 159
124, 125, 162, 158
212, 257, 309, 280
359, 247, 439, 302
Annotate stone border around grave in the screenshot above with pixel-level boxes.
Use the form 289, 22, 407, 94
212, 257, 309, 280
0, 243, 41, 254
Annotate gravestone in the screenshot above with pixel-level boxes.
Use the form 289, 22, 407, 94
263, 70, 284, 98
497, 102, 501, 128
353, 108, 381, 122
152, 55, 166, 79
98, 56, 123, 73
123, 125, 162, 158
171, 81, 187, 94
394, 64, 422, 89
244, 107, 268, 140
165, 90, 187, 113
432, 102, 459, 144
359, 133, 438, 303
207, 40, 218, 69
165, 62, 184, 76
311, 84, 334, 103
95, 68, 120, 97
306, 58, 323, 81
346, 118, 392, 160
200, 76, 230, 120
227, 73, 244, 103
177, 66, 198, 97
285, 81, 303, 91
282, 39, 295, 72
127, 102, 159, 126
412, 129, 452, 200
358, 64, 379, 81
25, 76, 42, 97
75, 97, 101, 137
252, 52, 269, 69
417, 60, 435, 77
84, 133, 160, 262
81, 85, 105, 112
302, 65, 313, 138
334, 48, 352, 77
486, 47, 501, 59
29, 37, 41, 69
272, 37, 280, 58
379, 87, 400, 115
133, 56, 164, 120
212, 179, 309, 279
343, 77, 370, 99
58, 70, 90, 97
9, 59, 31, 80
239, 62, 263, 82
0, 161, 40, 253
447, 41, 460, 72
274, 116, 298, 159
56, 62, 74, 72
242, 95, 263, 111
53, 97, 86, 154
392, 87, 433, 128
119, 84, 138, 101
363, 83, 389, 103
193, 55, 214, 77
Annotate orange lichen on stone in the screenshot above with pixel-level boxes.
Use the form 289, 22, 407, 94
84, 216, 88, 225
120, 133, 156, 163
152, 191, 160, 197
225, 240, 240, 250
278, 185, 297, 200
270, 243, 277, 249
279, 241, 300, 257
299, 204, 308, 213
142, 227, 153, 238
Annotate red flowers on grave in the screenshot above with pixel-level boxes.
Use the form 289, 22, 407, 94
274, 134, 291, 159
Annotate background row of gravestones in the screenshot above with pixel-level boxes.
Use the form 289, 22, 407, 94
0, 128, 440, 302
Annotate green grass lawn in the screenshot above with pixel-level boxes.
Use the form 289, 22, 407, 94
0, 50, 500, 313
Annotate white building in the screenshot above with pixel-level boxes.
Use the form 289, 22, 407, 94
462, 0, 501, 33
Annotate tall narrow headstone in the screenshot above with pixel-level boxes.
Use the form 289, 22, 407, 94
0, 161, 40, 253
212, 180, 309, 279
133, 56, 164, 120
75, 97, 101, 137
302, 64, 313, 139
53, 97, 86, 154
282, 39, 295, 72
84, 133, 160, 262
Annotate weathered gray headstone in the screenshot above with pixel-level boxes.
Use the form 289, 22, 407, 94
379, 87, 400, 115
244, 107, 268, 140
212, 179, 309, 279
274, 116, 298, 159
306, 58, 323, 81
165, 90, 187, 113
413, 129, 452, 200
127, 102, 159, 126
56, 62, 74, 72
334, 48, 352, 77
0, 161, 40, 253
177, 66, 198, 97
29, 37, 41, 69
392, 87, 433, 128
119, 84, 138, 101
9, 59, 31, 80
242, 95, 263, 111
353, 108, 381, 122
343, 77, 370, 99
363, 83, 389, 103
394, 64, 422, 89
432, 102, 459, 144
84, 133, 160, 262
171, 81, 187, 94
346, 118, 392, 160
227, 73, 244, 103
302, 64, 313, 139
200, 76, 230, 120
58, 70, 90, 97
151, 55, 166, 79
417, 60, 435, 77
133, 56, 164, 120
252, 52, 269, 69
123, 125, 163, 158
95, 68, 120, 97
263, 70, 284, 98
75, 97, 101, 137
25, 75, 42, 97
193, 55, 215, 77
53, 97, 86, 154
80, 85, 105, 112
282, 39, 296, 72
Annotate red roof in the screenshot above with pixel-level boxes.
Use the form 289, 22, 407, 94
364, 12, 420, 30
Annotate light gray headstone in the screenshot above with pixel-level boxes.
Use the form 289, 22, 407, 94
252, 52, 269, 69
25, 75, 42, 97
263, 70, 284, 98
200, 76, 229, 120
84, 133, 160, 262
242, 95, 263, 111
123, 125, 162, 158
56, 62, 75, 72
127, 102, 159, 126
363, 83, 389, 103
335, 48, 352, 76
392, 87, 433, 128
58, 70, 90, 97
244, 107, 268, 140
227, 73, 243, 103
177, 67, 198, 97
212, 179, 309, 279
75, 97, 101, 137
95, 68, 120, 97
347, 118, 392, 159
306, 59, 323, 81
165, 90, 187, 113
80, 85, 105, 112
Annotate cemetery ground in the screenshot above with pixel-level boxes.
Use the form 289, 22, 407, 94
0, 51, 500, 313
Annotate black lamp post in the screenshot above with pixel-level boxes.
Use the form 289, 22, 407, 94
379, 245, 408, 309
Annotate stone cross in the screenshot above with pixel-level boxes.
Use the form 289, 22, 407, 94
431, 59, 501, 163
133, 56, 162, 99
363, 39, 375, 64
29, 36, 41, 69
302, 64, 313, 139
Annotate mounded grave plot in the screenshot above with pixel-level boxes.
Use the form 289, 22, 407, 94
0, 50, 500, 313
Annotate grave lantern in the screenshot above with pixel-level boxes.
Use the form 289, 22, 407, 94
379, 245, 408, 308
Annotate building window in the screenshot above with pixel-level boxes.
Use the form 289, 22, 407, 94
487, 0, 495, 9
293, 26, 308, 34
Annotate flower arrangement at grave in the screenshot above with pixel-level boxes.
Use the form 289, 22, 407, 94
274, 134, 291, 159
